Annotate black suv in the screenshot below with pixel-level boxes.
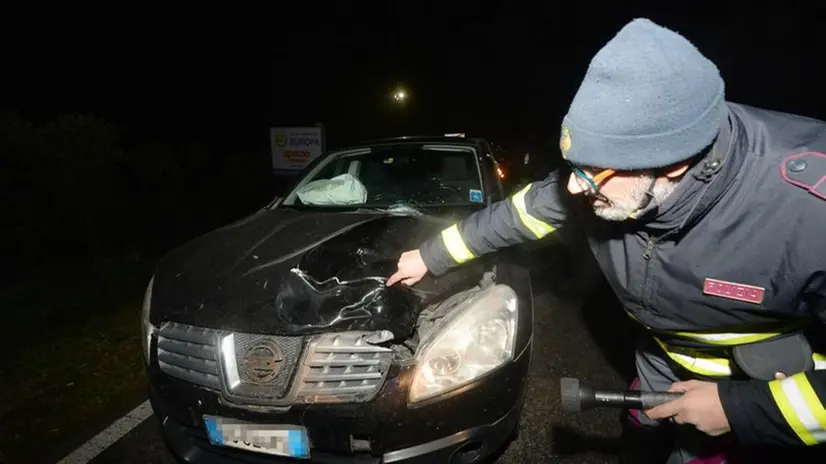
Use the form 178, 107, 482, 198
142, 136, 535, 463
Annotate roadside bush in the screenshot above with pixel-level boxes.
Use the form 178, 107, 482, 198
0, 112, 270, 284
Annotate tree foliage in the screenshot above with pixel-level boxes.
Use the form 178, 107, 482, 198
1, 112, 274, 283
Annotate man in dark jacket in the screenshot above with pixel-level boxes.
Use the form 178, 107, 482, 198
386, 18, 826, 463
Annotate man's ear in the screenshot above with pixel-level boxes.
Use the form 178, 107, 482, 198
664, 163, 691, 179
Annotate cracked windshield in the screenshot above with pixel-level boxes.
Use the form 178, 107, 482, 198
283, 143, 485, 208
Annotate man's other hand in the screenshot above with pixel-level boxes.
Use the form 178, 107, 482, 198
386, 250, 428, 287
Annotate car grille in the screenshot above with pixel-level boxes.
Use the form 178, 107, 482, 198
154, 323, 393, 404
220, 332, 305, 405
294, 332, 394, 403
157, 322, 221, 390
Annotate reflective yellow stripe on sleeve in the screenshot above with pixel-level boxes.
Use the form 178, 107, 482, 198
769, 373, 826, 445
511, 184, 555, 239
441, 224, 475, 264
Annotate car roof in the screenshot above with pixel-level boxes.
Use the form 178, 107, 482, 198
332, 135, 487, 152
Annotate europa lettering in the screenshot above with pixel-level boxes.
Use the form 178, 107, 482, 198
289, 137, 320, 146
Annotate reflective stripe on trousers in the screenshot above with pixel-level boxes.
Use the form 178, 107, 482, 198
653, 337, 826, 378
623, 309, 823, 377
640, 316, 826, 448
624, 309, 808, 347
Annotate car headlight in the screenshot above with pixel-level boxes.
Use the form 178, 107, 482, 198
408, 284, 518, 404
141, 276, 155, 364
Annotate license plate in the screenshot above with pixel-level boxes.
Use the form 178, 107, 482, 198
203, 415, 310, 459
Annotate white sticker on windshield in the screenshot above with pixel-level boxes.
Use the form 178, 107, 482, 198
469, 189, 483, 203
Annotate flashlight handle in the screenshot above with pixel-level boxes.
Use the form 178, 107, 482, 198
592, 390, 683, 409
560, 377, 684, 412
640, 391, 684, 409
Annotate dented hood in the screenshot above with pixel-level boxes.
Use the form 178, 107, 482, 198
150, 207, 487, 338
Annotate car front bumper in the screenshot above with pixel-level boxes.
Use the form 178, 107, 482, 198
148, 336, 531, 463
156, 398, 522, 464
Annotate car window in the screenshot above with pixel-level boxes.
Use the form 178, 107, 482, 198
282, 143, 486, 208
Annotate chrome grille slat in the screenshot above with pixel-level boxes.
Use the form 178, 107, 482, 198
303, 372, 383, 382
157, 322, 220, 391
299, 384, 376, 393
158, 363, 221, 390
158, 351, 218, 375
295, 332, 393, 403
157, 338, 215, 359
160, 323, 216, 345
310, 358, 382, 366
315, 345, 390, 353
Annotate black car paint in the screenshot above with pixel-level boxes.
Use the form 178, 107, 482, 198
146, 136, 535, 462
150, 209, 494, 338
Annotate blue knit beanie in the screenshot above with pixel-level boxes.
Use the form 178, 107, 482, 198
560, 18, 726, 170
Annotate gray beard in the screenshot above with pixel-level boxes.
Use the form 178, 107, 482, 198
593, 174, 680, 221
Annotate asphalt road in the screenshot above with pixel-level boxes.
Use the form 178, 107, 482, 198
77, 264, 638, 464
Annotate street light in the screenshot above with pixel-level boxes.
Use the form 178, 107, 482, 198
391, 87, 408, 104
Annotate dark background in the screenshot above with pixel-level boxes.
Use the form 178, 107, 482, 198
2, 3, 824, 285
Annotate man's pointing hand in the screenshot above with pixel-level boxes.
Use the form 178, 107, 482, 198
386, 250, 428, 287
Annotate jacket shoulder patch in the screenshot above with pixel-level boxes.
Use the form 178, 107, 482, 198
780, 152, 826, 200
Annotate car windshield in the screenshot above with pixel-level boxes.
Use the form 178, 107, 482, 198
281, 142, 486, 209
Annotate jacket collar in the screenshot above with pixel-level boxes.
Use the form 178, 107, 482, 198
634, 104, 745, 234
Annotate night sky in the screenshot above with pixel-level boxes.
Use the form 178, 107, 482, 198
3, 7, 825, 461
3, 3, 825, 154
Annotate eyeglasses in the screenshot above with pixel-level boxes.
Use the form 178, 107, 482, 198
568, 162, 616, 202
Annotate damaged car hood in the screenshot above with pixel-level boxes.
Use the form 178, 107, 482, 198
150, 207, 488, 338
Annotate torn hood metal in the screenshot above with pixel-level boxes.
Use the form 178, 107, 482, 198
150, 207, 488, 338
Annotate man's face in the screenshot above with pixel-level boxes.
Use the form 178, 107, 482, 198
566, 167, 680, 221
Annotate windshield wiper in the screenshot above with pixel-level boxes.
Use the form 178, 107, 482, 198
351, 204, 424, 216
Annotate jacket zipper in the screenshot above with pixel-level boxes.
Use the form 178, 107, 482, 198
641, 236, 657, 310
640, 228, 678, 310
643, 238, 655, 260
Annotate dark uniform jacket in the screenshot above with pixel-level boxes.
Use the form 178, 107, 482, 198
418, 102, 826, 448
